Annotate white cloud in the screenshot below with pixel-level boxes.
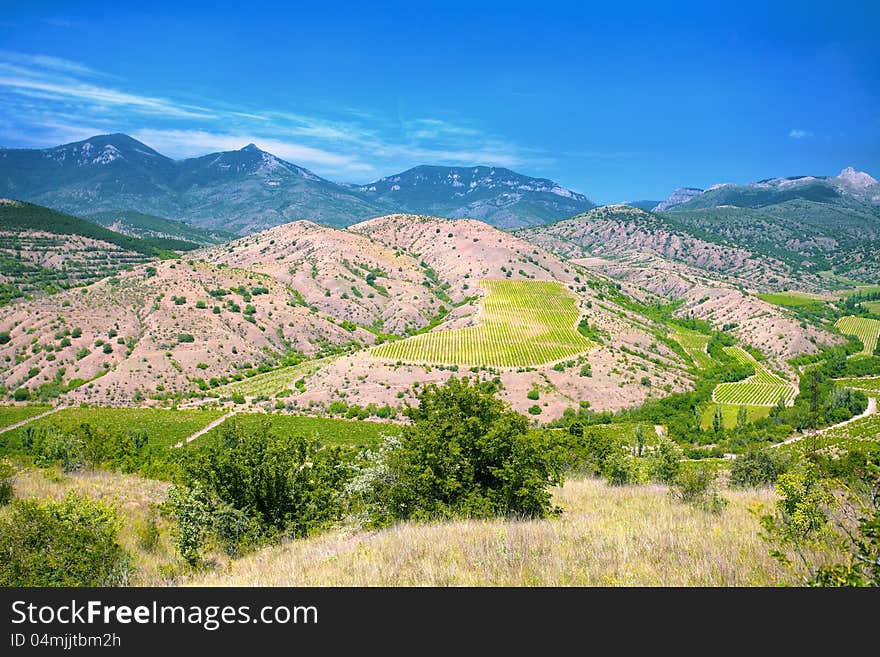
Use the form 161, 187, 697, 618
789, 128, 813, 139
0, 51, 539, 181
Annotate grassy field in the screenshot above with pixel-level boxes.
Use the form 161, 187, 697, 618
711, 346, 795, 407
834, 377, 880, 394
835, 315, 880, 355
671, 329, 713, 369
864, 301, 880, 314
0, 407, 225, 453
191, 412, 401, 450
370, 280, 594, 367
186, 477, 835, 586
211, 359, 328, 398
700, 404, 772, 430
0, 404, 54, 430
757, 291, 826, 310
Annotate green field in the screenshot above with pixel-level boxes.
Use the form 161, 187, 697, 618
212, 359, 328, 398
671, 329, 713, 369
835, 315, 880, 355
864, 301, 880, 314
711, 346, 795, 406
757, 291, 826, 310
835, 377, 880, 394
700, 404, 772, 430
0, 404, 54, 430
0, 407, 225, 453
370, 280, 594, 367
192, 412, 400, 450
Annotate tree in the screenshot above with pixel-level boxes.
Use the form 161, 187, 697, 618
712, 405, 724, 436
736, 405, 748, 433
729, 448, 788, 488
364, 378, 564, 525
635, 424, 646, 457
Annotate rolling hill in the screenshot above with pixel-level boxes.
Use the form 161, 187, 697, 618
85, 209, 233, 245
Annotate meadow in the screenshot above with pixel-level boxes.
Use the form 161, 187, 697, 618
0, 406, 225, 453
370, 280, 594, 367
186, 477, 830, 586
700, 404, 772, 430
835, 315, 880, 355
757, 291, 827, 310
190, 412, 401, 450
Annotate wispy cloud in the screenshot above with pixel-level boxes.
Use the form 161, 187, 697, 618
789, 128, 813, 139
0, 50, 537, 181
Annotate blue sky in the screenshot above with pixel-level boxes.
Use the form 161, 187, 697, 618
0, 1, 878, 203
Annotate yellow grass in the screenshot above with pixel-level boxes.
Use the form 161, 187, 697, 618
188, 478, 813, 587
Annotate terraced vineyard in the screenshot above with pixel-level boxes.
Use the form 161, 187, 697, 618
0, 406, 225, 453
191, 412, 400, 450
788, 413, 880, 456
835, 377, 880, 394
211, 359, 330, 398
0, 404, 53, 430
671, 329, 713, 369
711, 346, 795, 407
834, 315, 880, 355
370, 280, 594, 367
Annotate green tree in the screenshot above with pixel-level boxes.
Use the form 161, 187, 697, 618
712, 405, 724, 436
736, 405, 748, 433
364, 378, 564, 525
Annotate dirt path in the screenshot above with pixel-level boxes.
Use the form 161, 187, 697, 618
0, 406, 63, 435
772, 396, 877, 449
174, 411, 236, 448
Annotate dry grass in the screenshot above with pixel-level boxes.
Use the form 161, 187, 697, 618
188, 478, 815, 587
7, 466, 178, 585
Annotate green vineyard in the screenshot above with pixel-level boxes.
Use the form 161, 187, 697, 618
369, 280, 594, 367
212, 359, 328, 398
835, 315, 880, 355
835, 377, 880, 394
711, 346, 795, 406
0, 406, 225, 454
671, 329, 713, 369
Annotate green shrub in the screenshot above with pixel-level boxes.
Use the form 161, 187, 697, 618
0, 493, 131, 586
527, 404, 542, 415
671, 466, 727, 513
136, 513, 161, 552
13, 387, 29, 401
648, 438, 682, 484
527, 388, 540, 400
0, 459, 14, 505
360, 378, 564, 525
729, 448, 789, 488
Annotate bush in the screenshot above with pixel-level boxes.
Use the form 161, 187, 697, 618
649, 439, 682, 484
360, 378, 564, 525
0, 459, 14, 505
136, 513, 161, 552
671, 465, 727, 513
182, 417, 348, 537
13, 387, 29, 401
0, 493, 131, 586
729, 448, 789, 488
527, 404, 542, 415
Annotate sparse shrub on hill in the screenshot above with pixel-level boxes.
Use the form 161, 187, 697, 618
671, 465, 727, 513
357, 378, 564, 525
0, 459, 14, 505
0, 493, 131, 586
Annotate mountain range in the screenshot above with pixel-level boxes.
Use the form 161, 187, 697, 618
0, 134, 594, 233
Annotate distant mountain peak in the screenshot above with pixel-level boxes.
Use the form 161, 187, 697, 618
837, 166, 878, 190
653, 187, 704, 212
240, 143, 262, 153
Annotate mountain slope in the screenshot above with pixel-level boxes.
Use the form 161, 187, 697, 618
352, 165, 594, 228
0, 135, 595, 233
86, 209, 234, 245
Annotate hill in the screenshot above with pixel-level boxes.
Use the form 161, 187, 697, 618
0, 199, 194, 305
86, 209, 233, 245
351, 165, 594, 228
0, 135, 594, 233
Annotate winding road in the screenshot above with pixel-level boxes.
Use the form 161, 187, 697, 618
771, 396, 877, 449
